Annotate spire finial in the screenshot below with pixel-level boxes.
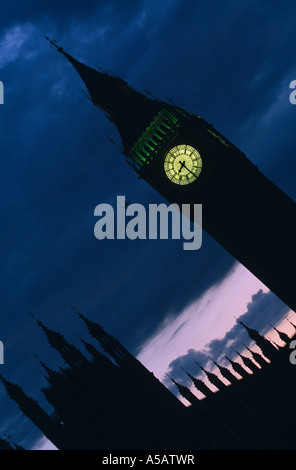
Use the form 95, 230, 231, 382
286, 317, 296, 329
180, 366, 191, 376
0, 374, 9, 387
70, 305, 84, 319
231, 346, 240, 355
235, 315, 244, 326
165, 373, 175, 384
207, 354, 217, 365
195, 361, 205, 371
29, 312, 46, 330
45, 36, 64, 53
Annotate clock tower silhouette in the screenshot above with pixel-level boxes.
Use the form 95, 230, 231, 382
46, 38, 296, 313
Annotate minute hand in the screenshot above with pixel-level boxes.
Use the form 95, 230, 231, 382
182, 163, 197, 177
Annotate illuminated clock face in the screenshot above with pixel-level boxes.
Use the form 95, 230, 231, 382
163, 144, 202, 185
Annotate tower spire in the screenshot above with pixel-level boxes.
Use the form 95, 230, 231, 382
268, 322, 290, 345
194, 362, 226, 390
241, 343, 269, 368
230, 347, 260, 373
180, 367, 213, 397
30, 313, 87, 368
33, 354, 64, 384
0, 374, 64, 448
44, 36, 63, 53
207, 355, 237, 384
220, 352, 250, 378
72, 306, 133, 366
79, 337, 115, 373
46, 38, 167, 154
286, 317, 296, 330
166, 374, 200, 406
236, 318, 277, 359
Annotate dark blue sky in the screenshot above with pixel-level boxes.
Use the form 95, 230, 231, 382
0, 0, 296, 449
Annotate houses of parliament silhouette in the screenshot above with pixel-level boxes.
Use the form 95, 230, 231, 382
1, 40, 296, 450
1, 307, 296, 450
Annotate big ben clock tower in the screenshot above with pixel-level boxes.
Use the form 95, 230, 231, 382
47, 39, 296, 314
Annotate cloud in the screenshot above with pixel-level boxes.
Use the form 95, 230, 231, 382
166, 288, 292, 391
137, 263, 270, 380
0, 24, 35, 68
31, 436, 58, 450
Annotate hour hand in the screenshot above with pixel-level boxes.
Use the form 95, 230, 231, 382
178, 160, 186, 173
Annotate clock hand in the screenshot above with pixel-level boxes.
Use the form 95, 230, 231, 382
178, 160, 186, 173
182, 162, 197, 178
178, 159, 198, 178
